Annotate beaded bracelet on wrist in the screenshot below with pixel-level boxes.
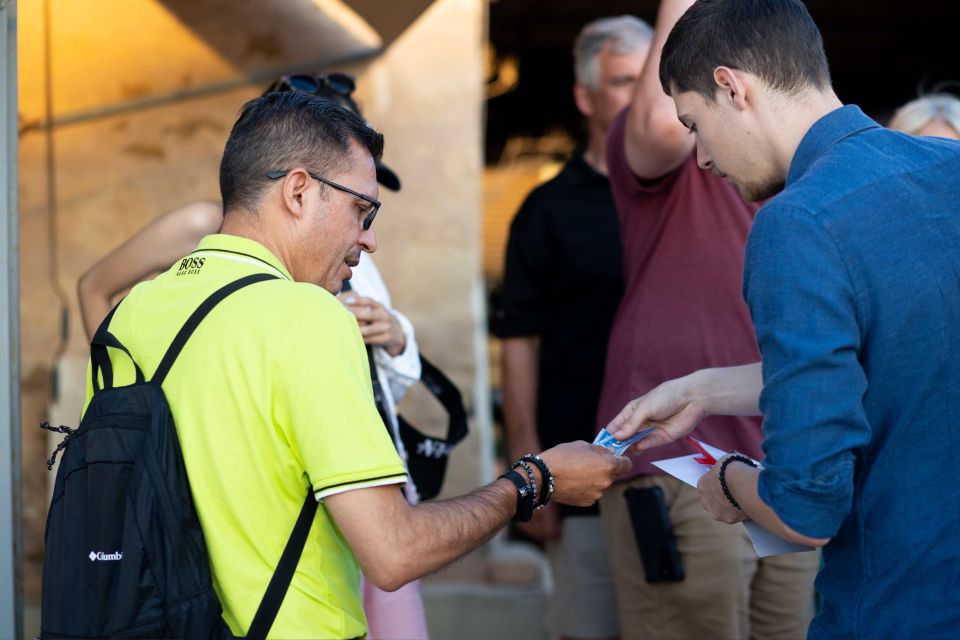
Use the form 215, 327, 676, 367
718, 454, 758, 511
511, 459, 539, 506
520, 454, 554, 509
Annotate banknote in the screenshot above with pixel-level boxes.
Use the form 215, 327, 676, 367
592, 427, 655, 456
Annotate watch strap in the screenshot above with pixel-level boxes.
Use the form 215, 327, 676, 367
500, 469, 535, 523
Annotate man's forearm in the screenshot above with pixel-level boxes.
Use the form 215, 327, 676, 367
502, 337, 542, 456
400, 480, 516, 577
352, 480, 518, 591
329, 441, 630, 592
724, 463, 829, 548
688, 363, 762, 416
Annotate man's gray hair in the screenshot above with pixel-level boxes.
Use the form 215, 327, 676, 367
888, 94, 960, 137
574, 16, 654, 91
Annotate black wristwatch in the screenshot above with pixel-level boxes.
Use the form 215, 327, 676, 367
500, 470, 536, 523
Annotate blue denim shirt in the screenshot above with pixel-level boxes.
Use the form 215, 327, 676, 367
744, 105, 960, 639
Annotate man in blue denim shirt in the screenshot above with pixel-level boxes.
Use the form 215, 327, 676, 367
603, 0, 960, 638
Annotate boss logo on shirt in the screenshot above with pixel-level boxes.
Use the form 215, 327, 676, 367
176, 257, 205, 276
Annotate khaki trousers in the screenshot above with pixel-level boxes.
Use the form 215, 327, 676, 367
545, 516, 620, 639
600, 475, 819, 640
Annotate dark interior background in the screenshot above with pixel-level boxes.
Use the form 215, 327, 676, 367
486, 0, 960, 163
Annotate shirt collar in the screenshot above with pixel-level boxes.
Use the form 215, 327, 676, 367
567, 146, 609, 187
194, 234, 294, 281
786, 105, 881, 186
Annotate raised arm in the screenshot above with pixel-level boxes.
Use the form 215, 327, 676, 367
77, 201, 222, 339
624, 0, 697, 179
325, 440, 632, 592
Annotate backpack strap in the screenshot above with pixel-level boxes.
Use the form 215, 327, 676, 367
367, 346, 396, 441
91, 303, 145, 392
151, 273, 279, 385
154, 270, 305, 638
245, 490, 319, 640
341, 279, 395, 442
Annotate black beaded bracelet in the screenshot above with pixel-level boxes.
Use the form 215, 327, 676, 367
511, 459, 539, 506
520, 454, 554, 509
718, 454, 758, 511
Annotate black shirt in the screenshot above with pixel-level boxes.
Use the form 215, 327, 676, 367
494, 151, 624, 515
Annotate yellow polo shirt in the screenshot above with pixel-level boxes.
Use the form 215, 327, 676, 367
82, 234, 407, 639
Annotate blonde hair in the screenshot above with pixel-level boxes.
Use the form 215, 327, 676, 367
888, 93, 960, 137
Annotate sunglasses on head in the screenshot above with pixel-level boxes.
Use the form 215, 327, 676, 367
266, 72, 356, 98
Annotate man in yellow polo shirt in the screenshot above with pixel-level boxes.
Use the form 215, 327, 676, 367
83, 92, 631, 638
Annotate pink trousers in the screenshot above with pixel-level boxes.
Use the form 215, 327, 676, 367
360, 482, 429, 639
360, 575, 429, 640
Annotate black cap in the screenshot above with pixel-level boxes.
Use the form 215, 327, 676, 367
376, 162, 401, 191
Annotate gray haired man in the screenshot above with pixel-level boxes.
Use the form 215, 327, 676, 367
495, 15, 652, 640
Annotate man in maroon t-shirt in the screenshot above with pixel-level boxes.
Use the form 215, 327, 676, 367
595, 1, 819, 639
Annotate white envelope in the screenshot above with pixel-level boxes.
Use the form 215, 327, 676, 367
651, 440, 813, 557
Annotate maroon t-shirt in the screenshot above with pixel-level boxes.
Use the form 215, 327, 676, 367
598, 110, 764, 477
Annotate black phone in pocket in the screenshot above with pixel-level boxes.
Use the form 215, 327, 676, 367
623, 486, 685, 583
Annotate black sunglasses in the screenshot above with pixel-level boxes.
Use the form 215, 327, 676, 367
266, 170, 380, 231
266, 73, 356, 98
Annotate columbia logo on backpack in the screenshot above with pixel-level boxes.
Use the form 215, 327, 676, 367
39, 273, 317, 640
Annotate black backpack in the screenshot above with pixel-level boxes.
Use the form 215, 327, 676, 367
40, 273, 316, 640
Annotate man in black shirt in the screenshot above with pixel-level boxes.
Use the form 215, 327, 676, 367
494, 16, 652, 640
